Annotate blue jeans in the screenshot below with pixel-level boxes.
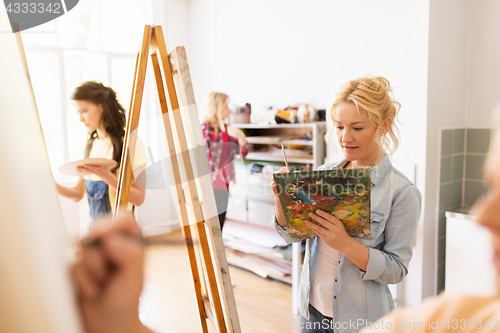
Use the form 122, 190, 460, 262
84, 180, 111, 227
300, 304, 334, 333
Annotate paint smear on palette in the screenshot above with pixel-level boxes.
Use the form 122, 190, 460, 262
273, 168, 371, 240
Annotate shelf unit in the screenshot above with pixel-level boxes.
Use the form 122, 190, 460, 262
244, 152, 313, 165
226, 122, 326, 315
228, 122, 326, 226
235, 122, 326, 170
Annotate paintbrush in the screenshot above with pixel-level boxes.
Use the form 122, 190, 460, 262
80, 235, 182, 247
281, 144, 290, 171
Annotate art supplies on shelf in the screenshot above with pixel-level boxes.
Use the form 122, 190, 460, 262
270, 147, 312, 158
246, 135, 304, 145
273, 168, 371, 240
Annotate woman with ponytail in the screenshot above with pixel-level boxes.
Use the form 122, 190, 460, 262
57, 81, 149, 227
201, 92, 248, 230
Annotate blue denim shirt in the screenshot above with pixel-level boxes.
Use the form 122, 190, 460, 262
275, 154, 422, 333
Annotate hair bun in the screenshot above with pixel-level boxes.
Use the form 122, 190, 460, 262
328, 75, 401, 156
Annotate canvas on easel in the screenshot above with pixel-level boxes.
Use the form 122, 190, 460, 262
0, 6, 83, 333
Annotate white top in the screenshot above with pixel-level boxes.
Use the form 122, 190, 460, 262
84, 136, 149, 181
309, 237, 340, 318
83, 136, 150, 212
84, 137, 114, 181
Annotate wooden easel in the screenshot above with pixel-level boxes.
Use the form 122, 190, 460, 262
113, 25, 241, 333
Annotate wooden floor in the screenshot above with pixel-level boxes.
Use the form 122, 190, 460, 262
139, 228, 300, 333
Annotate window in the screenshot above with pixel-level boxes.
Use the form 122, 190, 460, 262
22, 0, 156, 174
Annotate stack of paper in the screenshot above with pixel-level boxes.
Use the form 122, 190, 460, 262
222, 219, 293, 284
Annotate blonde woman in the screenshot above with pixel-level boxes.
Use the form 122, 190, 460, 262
271, 76, 422, 333
201, 92, 248, 230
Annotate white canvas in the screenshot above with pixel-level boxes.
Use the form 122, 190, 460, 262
0, 6, 83, 333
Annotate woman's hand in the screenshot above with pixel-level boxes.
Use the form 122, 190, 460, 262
72, 213, 153, 333
271, 166, 290, 228
304, 210, 353, 252
271, 166, 290, 198
80, 164, 146, 206
306, 210, 370, 271
227, 126, 247, 146
80, 165, 116, 185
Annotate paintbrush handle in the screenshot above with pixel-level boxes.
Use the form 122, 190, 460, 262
80, 235, 146, 247
281, 144, 290, 170
80, 235, 179, 247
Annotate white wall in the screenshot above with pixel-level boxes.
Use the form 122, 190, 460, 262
186, 0, 218, 109
186, 0, 430, 179
424, 0, 470, 297
187, 0, 430, 183
466, 0, 500, 126
161, 0, 190, 50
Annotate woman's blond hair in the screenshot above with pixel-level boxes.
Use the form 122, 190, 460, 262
201, 92, 229, 132
325, 76, 401, 155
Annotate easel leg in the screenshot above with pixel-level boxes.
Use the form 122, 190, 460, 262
151, 52, 209, 333
115, 26, 152, 217
169, 45, 240, 333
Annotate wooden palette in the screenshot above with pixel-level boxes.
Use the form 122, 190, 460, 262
58, 158, 117, 176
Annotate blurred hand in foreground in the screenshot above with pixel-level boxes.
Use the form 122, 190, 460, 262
72, 213, 155, 333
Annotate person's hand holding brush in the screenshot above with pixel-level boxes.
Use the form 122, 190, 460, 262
72, 213, 155, 333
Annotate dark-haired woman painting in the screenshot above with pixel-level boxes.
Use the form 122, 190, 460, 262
56, 81, 149, 227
